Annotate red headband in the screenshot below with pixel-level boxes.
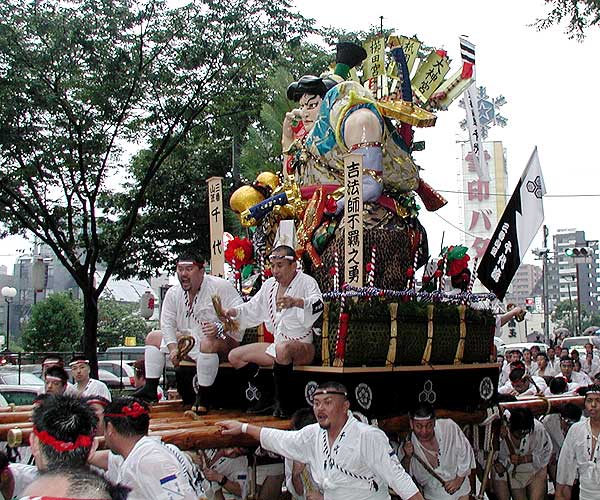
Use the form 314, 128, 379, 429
33, 427, 93, 452
86, 398, 109, 407
105, 402, 148, 419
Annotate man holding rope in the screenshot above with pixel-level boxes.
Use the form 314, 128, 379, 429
401, 402, 475, 500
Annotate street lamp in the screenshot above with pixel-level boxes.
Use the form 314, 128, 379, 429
1, 286, 17, 352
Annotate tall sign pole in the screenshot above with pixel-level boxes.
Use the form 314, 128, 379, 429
207, 177, 225, 277
343, 155, 364, 288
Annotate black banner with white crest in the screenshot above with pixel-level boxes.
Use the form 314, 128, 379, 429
477, 148, 545, 300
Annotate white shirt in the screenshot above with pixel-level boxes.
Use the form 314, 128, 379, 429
581, 357, 600, 377
260, 412, 419, 500
236, 271, 323, 345
498, 419, 552, 475
547, 357, 561, 376
8, 463, 38, 499
203, 449, 248, 499
557, 418, 600, 500
498, 376, 548, 397
106, 436, 198, 500
555, 370, 592, 387
543, 413, 582, 457
76, 378, 111, 401
407, 419, 475, 500
161, 275, 244, 347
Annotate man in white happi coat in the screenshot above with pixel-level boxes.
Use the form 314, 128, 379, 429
223, 245, 323, 418
133, 252, 244, 413
69, 356, 111, 402
497, 367, 547, 398
556, 356, 592, 388
543, 403, 582, 487
400, 403, 475, 500
90, 397, 200, 500
217, 381, 423, 500
556, 386, 600, 500
492, 407, 552, 500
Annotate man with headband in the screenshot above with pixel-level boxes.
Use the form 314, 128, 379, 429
556, 385, 600, 500
401, 403, 475, 500
90, 397, 199, 500
29, 395, 98, 470
44, 365, 70, 396
217, 381, 423, 500
223, 245, 323, 418
70, 354, 112, 402
133, 252, 243, 414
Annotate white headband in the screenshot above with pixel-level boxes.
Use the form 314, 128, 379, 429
69, 359, 89, 366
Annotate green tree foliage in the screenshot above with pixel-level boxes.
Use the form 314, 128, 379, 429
552, 299, 600, 334
97, 295, 151, 351
0, 0, 312, 370
534, 0, 600, 40
21, 293, 83, 352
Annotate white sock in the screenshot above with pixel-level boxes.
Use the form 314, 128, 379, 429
145, 345, 165, 379
196, 352, 220, 387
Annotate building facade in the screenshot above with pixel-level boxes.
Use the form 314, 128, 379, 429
547, 229, 599, 315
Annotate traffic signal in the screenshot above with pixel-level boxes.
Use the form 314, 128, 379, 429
524, 297, 535, 312
565, 247, 592, 257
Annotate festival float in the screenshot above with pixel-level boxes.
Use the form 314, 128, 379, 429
206, 33, 502, 420
0, 32, 552, 452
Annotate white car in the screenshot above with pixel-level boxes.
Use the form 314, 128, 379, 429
502, 342, 549, 355
97, 360, 136, 388
0, 384, 43, 406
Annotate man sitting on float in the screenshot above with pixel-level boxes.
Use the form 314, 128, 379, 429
222, 245, 323, 419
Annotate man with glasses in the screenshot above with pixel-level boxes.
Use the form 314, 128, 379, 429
217, 381, 424, 500
132, 252, 243, 414
223, 245, 323, 418
556, 385, 600, 499
492, 407, 552, 500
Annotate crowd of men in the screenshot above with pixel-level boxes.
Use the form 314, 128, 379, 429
4, 247, 600, 499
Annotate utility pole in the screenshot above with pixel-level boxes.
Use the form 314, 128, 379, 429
542, 225, 550, 342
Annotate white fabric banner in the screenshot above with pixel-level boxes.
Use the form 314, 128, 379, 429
463, 81, 489, 181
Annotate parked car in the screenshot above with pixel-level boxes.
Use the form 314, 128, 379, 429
103, 346, 145, 362
97, 360, 135, 388
0, 369, 45, 386
561, 336, 600, 351
0, 384, 43, 406
502, 342, 549, 355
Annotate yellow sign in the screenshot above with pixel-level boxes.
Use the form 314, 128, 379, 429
411, 51, 450, 104
362, 36, 386, 81
124, 336, 137, 347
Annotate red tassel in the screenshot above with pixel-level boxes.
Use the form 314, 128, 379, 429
335, 312, 350, 360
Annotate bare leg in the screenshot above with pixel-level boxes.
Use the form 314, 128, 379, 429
228, 343, 277, 368
491, 478, 511, 500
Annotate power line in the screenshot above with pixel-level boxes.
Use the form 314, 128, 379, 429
437, 189, 600, 198
433, 212, 479, 239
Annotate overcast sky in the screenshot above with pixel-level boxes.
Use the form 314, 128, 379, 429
288, 0, 600, 263
1, 0, 598, 273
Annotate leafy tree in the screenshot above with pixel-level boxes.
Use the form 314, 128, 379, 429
534, 0, 600, 40
97, 296, 152, 351
0, 0, 311, 372
552, 299, 600, 334
21, 293, 83, 352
